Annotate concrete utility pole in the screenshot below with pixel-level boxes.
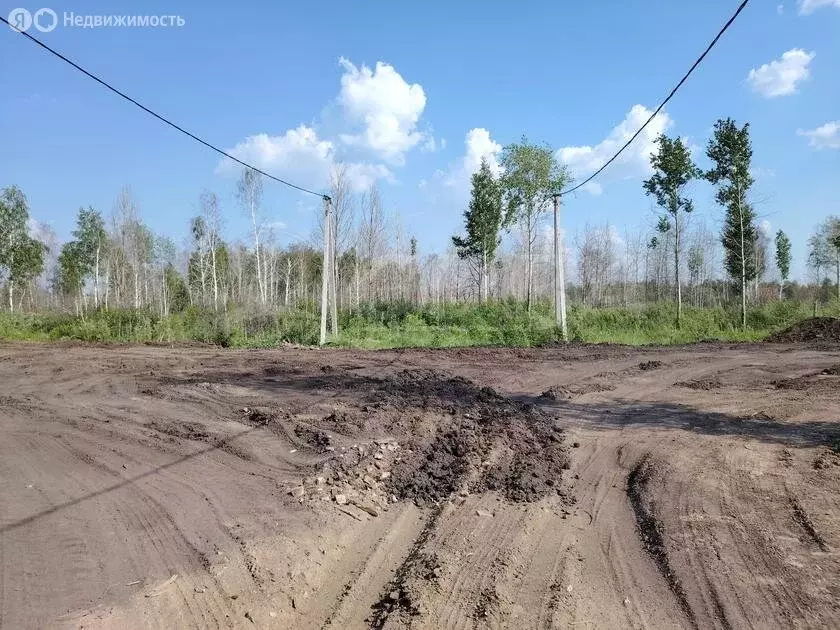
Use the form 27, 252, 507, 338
329, 207, 338, 336
319, 196, 332, 346
553, 193, 568, 342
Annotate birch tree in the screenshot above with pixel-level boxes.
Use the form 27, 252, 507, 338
643, 134, 698, 326
500, 138, 570, 313
200, 191, 222, 310
774, 230, 791, 299
237, 169, 266, 306
0, 185, 46, 311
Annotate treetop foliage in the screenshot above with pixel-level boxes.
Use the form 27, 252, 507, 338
500, 137, 571, 229
643, 134, 699, 217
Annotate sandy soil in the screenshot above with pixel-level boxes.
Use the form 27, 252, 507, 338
1, 340, 839, 629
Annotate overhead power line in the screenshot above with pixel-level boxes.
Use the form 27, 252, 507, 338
1, 16, 328, 200
560, 0, 750, 197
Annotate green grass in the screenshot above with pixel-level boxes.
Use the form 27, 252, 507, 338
0, 299, 832, 349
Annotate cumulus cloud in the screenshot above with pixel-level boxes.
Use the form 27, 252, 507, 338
218, 125, 391, 192
220, 125, 333, 177
344, 163, 395, 190
337, 57, 427, 165
438, 127, 504, 193
421, 136, 446, 153
462, 128, 503, 178
797, 120, 840, 149
747, 49, 815, 97
419, 127, 504, 206
798, 0, 840, 13
555, 104, 672, 194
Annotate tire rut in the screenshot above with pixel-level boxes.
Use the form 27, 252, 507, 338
789, 496, 830, 552
626, 454, 698, 629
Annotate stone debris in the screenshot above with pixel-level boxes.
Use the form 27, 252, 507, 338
295, 437, 402, 518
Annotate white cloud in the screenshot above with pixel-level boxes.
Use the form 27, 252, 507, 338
798, 0, 840, 14
219, 125, 392, 192
220, 125, 334, 177
421, 136, 446, 153
420, 128, 503, 206
27, 217, 52, 241
344, 163, 395, 190
777, 3, 784, 14
462, 128, 503, 178
608, 224, 625, 247
759, 219, 773, 236
582, 182, 603, 196
337, 57, 427, 165
438, 127, 504, 192
797, 120, 840, 149
747, 49, 815, 97
555, 104, 672, 194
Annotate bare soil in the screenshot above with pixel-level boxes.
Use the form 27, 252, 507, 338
766, 316, 840, 344
2, 340, 840, 629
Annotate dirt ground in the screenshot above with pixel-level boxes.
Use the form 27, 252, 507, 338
1, 340, 839, 629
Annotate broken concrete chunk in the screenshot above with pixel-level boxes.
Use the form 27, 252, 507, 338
352, 500, 380, 517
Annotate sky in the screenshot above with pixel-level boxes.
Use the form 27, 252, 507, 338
1, 0, 838, 280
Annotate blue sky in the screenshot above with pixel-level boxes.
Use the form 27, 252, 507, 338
1, 0, 838, 280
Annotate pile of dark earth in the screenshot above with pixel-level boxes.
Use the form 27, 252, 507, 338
766, 317, 840, 344
378, 370, 572, 507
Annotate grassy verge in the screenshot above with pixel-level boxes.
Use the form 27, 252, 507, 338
0, 300, 831, 349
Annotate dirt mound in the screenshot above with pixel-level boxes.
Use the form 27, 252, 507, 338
293, 424, 333, 452
539, 382, 616, 401
148, 419, 211, 442
675, 378, 721, 391
385, 372, 570, 506
767, 318, 840, 344
639, 360, 664, 371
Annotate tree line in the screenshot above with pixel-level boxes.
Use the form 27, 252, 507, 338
2, 117, 839, 324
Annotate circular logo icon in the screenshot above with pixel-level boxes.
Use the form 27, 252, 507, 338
7, 8, 32, 32
33, 7, 57, 32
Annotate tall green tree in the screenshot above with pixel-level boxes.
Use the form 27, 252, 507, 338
72, 207, 107, 308
0, 185, 46, 311
705, 118, 756, 329
500, 138, 571, 313
806, 217, 840, 298
643, 134, 699, 326
830, 226, 840, 303
57, 240, 85, 309
452, 158, 503, 302
774, 230, 791, 300
10, 237, 46, 310
808, 217, 840, 302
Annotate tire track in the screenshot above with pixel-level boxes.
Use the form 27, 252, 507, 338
626, 454, 698, 629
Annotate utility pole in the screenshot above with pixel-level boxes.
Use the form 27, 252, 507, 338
319, 195, 332, 345
553, 193, 568, 342
329, 206, 338, 336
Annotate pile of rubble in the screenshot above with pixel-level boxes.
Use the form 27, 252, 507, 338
287, 437, 401, 518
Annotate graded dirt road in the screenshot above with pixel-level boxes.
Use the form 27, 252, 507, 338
1, 340, 839, 629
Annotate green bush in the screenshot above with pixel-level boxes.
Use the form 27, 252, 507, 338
0, 299, 830, 349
